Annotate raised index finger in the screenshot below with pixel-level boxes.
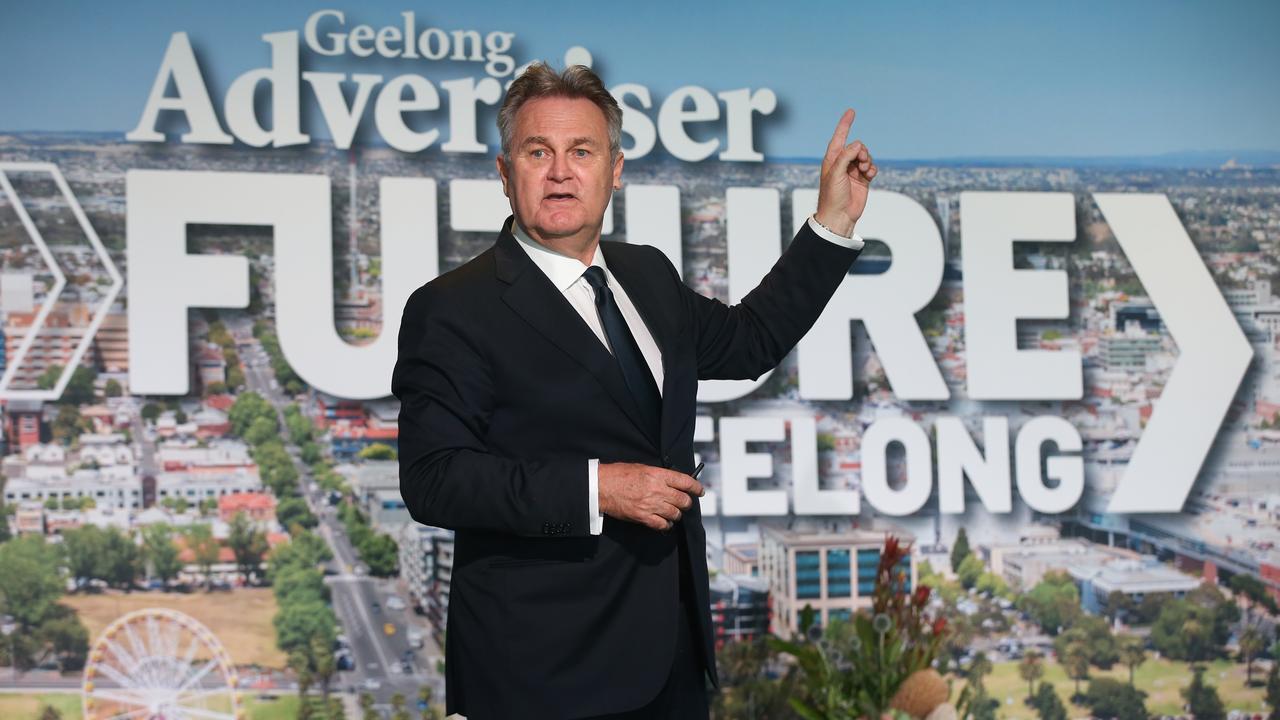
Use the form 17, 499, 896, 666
825, 108, 856, 161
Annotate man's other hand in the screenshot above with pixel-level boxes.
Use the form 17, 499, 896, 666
814, 108, 877, 238
598, 462, 705, 531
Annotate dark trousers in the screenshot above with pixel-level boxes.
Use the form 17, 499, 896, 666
578, 529, 711, 719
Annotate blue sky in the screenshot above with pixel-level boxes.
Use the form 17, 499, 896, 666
1, 0, 1277, 159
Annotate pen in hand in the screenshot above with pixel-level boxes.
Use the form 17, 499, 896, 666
692, 462, 705, 496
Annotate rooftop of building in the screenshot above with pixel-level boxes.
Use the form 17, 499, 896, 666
760, 521, 913, 548
1067, 558, 1202, 594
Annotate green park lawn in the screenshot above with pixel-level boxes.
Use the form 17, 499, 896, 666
0, 692, 302, 720
975, 656, 1266, 718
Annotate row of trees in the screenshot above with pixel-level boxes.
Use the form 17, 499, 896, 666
0, 535, 90, 671
55, 511, 269, 593
205, 316, 246, 392
338, 502, 399, 577
253, 321, 306, 396
1017, 569, 1243, 664
268, 530, 341, 713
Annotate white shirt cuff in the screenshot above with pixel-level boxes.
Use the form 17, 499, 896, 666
808, 215, 865, 250
588, 458, 604, 535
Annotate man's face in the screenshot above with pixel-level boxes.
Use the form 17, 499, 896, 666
497, 95, 623, 242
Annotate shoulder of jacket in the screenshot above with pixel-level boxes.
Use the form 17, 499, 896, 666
407, 247, 497, 310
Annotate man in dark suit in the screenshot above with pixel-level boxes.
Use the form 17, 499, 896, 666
393, 62, 876, 719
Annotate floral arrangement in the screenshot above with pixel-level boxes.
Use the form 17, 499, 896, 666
769, 535, 954, 720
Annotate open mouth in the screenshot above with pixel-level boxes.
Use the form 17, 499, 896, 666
545, 193, 576, 202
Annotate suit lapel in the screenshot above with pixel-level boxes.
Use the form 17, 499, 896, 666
493, 218, 660, 449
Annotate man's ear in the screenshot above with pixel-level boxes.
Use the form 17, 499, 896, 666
496, 154, 510, 197
612, 152, 624, 191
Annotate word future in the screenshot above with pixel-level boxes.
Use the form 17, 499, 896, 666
127, 172, 1249, 515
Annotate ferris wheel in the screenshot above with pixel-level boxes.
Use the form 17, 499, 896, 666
81, 608, 243, 720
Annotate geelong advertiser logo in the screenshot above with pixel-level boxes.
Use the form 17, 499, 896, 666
3, 11, 1246, 518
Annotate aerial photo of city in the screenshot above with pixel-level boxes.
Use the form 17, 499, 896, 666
1, 132, 1279, 719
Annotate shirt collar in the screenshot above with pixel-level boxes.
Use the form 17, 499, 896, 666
510, 219, 606, 293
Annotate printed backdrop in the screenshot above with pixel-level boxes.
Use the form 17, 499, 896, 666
0, 2, 1278, 718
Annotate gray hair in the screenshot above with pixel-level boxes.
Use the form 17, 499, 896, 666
497, 62, 622, 163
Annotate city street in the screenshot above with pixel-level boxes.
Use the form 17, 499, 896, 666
226, 312, 445, 708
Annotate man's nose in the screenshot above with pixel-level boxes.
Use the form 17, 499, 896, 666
548, 152, 571, 181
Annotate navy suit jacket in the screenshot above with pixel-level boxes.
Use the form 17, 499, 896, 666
393, 214, 861, 719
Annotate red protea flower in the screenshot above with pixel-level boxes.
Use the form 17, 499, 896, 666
932, 617, 947, 635
878, 535, 908, 577
913, 584, 931, 608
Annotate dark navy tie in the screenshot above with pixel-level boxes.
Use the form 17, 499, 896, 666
582, 266, 662, 438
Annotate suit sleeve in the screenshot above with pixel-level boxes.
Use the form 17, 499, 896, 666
665, 219, 862, 381
392, 284, 590, 538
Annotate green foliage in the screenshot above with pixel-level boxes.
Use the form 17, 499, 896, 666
357, 442, 397, 461
227, 511, 269, 584
62, 525, 141, 591
1031, 682, 1067, 720
245, 415, 279, 446
1063, 641, 1090, 696
38, 365, 97, 405
1149, 592, 1235, 661
274, 598, 337, 656
141, 402, 161, 422
142, 524, 183, 586
767, 537, 943, 720
266, 531, 332, 584
51, 405, 93, 445
712, 637, 802, 719
258, 329, 306, 394
1018, 649, 1044, 700
1231, 573, 1280, 615
0, 535, 64, 628
956, 554, 983, 590
104, 378, 122, 397
338, 503, 398, 577
1266, 657, 1280, 720
300, 441, 322, 465
39, 603, 90, 671
974, 571, 1009, 599
228, 392, 275, 438
1083, 677, 1148, 720
269, 530, 338, 697
950, 527, 971, 573
361, 533, 399, 577
1239, 625, 1266, 685
272, 564, 330, 606
1182, 665, 1225, 720
1017, 571, 1081, 635
1054, 614, 1118, 669
182, 524, 222, 590
0, 536, 90, 670
1118, 635, 1146, 686
277, 496, 317, 532
284, 405, 316, 445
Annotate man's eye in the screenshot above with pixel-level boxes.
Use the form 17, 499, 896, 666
575, 149, 589, 157
531, 149, 546, 158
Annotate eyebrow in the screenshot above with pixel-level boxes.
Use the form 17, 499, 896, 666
519, 136, 599, 149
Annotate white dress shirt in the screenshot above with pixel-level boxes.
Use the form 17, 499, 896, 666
511, 216, 863, 535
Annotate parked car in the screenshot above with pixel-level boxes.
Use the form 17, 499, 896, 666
385, 596, 406, 611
